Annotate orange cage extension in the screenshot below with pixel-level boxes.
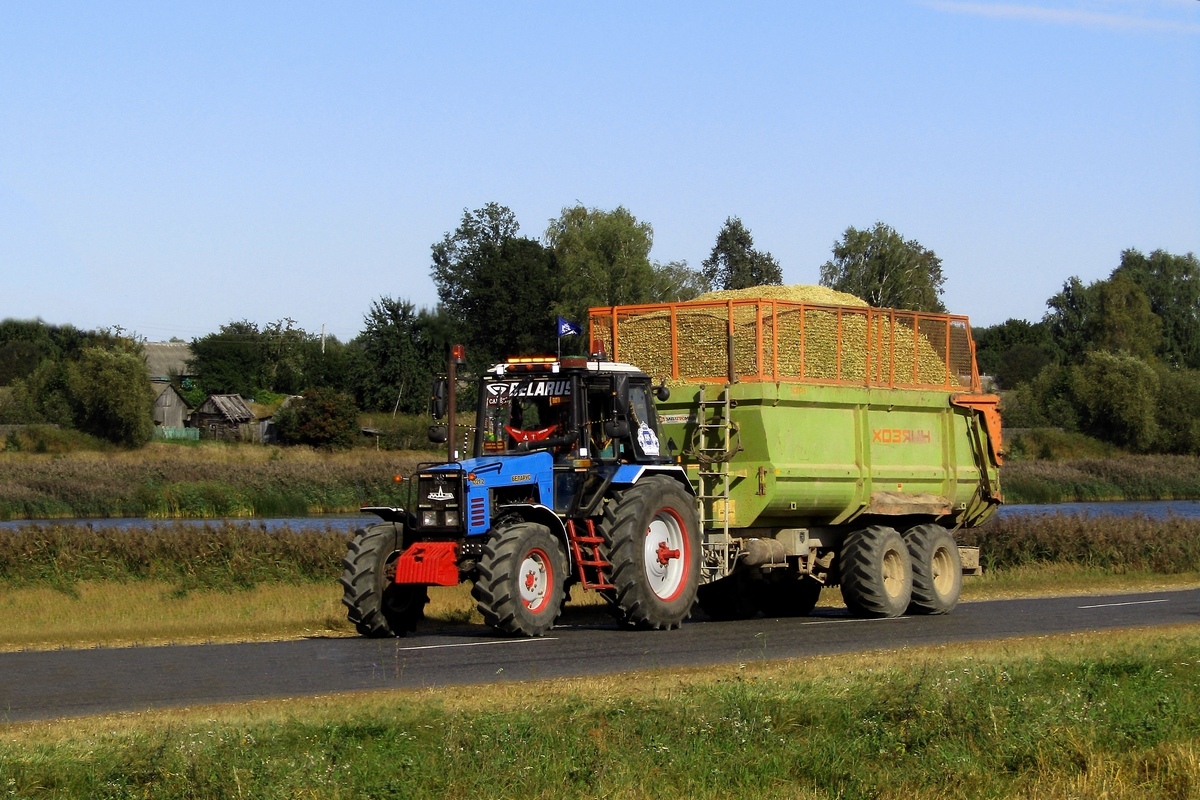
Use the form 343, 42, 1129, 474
588, 299, 983, 393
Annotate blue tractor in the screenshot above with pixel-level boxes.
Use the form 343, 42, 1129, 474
340, 347, 700, 637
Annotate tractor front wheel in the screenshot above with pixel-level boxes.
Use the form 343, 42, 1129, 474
472, 522, 567, 637
340, 524, 429, 637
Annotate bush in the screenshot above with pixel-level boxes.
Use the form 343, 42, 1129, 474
274, 388, 359, 450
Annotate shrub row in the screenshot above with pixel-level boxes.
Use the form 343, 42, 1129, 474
962, 512, 1200, 574
3, 511, 1198, 594
1001, 454, 1200, 504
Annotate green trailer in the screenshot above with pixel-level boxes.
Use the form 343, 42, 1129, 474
589, 294, 1001, 620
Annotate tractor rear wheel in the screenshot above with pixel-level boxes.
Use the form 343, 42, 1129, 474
602, 476, 700, 630
472, 522, 567, 637
839, 525, 912, 618
340, 524, 429, 637
904, 524, 962, 615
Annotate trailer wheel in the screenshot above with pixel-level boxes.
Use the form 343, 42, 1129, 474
839, 525, 912, 618
603, 476, 700, 630
472, 522, 566, 637
904, 524, 962, 614
697, 571, 760, 621
340, 524, 429, 637
757, 574, 823, 618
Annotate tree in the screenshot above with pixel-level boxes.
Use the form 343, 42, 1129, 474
1044, 277, 1097, 365
545, 204, 658, 325
431, 204, 557, 367
700, 217, 782, 291
1045, 273, 1163, 364
972, 318, 1054, 381
189, 321, 264, 397
646, 259, 709, 303
67, 345, 155, 447
351, 297, 449, 414
820, 222, 946, 312
1088, 273, 1161, 359
1114, 248, 1200, 368
1070, 351, 1159, 452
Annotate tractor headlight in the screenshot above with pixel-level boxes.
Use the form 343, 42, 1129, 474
422, 510, 439, 527
443, 510, 460, 528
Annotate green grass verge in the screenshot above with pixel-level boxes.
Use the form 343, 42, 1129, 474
3, 627, 1200, 799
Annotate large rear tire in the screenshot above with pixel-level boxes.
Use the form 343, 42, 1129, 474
602, 476, 700, 630
904, 524, 962, 614
472, 522, 567, 637
839, 525, 912, 618
340, 524, 429, 637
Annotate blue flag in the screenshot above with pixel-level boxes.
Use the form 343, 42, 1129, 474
557, 316, 582, 338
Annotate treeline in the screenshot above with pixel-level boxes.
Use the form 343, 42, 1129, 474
0, 203, 799, 448
0, 320, 154, 447
974, 248, 1200, 456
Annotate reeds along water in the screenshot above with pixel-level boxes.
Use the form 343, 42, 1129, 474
0, 521, 349, 590
0, 449, 426, 520
961, 512, 1200, 573
1000, 454, 1200, 504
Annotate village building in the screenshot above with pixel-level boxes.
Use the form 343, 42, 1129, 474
191, 394, 256, 441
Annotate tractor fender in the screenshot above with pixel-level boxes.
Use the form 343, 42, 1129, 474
494, 503, 569, 540
492, 503, 573, 578
608, 465, 695, 495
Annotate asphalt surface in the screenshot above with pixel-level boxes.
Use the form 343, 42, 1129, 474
3, 587, 1198, 723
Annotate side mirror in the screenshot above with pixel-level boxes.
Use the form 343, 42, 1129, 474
611, 374, 630, 416
427, 424, 448, 444
429, 377, 448, 420
604, 419, 631, 439
655, 381, 671, 402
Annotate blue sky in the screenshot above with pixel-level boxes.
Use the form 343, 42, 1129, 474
2, 1, 1197, 343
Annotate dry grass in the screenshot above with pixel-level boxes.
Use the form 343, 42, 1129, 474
0, 580, 610, 651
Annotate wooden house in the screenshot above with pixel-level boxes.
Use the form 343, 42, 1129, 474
152, 383, 191, 430
190, 394, 256, 441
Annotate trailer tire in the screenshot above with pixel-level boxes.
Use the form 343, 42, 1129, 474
340, 524, 429, 637
839, 525, 912, 618
697, 572, 760, 621
472, 522, 566, 637
757, 574, 823, 618
602, 476, 700, 630
904, 524, 962, 614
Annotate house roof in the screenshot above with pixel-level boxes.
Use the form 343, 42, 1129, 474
144, 342, 194, 381
196, 394, 254, 424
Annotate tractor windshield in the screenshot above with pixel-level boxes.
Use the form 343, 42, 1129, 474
479, 376, 573, 454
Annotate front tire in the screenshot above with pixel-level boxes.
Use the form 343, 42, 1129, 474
340, 524, 429, 637
603, 477, 700, 630
472, 522, 567, 637
839, 525, 912, 618
904, 524, 962, 614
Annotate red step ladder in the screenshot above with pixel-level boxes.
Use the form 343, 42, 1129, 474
565, 519, 614, 590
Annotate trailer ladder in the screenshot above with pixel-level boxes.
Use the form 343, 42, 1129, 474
693, 383, 736, 582
566, 518, 615, 590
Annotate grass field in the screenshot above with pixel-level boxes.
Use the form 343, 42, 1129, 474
3, 626, 1199, 799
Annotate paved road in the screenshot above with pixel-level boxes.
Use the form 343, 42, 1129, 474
3, 588, 1198, 723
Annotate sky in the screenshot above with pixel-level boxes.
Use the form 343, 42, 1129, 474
1, 0, 1197, 343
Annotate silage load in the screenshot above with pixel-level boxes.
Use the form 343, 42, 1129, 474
609, 284, 959, 387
